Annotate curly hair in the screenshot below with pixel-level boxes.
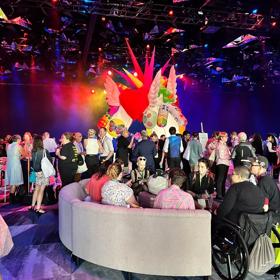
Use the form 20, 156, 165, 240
106, 162, 122, 179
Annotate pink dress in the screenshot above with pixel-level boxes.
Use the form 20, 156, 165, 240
0, 214, 13, 257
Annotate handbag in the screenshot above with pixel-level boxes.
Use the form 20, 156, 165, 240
77, 155, 88, 173
41, 149, 56, 178
77, 154, 84, 166
30, 168, 36, 183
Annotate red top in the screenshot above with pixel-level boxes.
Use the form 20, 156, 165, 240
86, 174, 110, 202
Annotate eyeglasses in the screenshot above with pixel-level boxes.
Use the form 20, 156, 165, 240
252, 164, 260, 167
138, 157, 146, 161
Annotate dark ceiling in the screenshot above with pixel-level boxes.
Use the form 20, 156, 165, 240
0, 0, 279, 87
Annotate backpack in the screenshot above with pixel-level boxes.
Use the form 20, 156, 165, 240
239, 212, 275, 275
234, 145, 253, 165
249, 233, 275, 275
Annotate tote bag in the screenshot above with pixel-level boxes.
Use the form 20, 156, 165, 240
77, 155, 88, 173
41, 149, 56, 178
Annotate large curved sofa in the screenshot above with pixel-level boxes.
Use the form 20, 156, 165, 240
59, 179, 212, 277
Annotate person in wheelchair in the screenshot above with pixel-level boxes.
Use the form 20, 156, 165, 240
216, 166, 267, 224
251, 155, 280, 212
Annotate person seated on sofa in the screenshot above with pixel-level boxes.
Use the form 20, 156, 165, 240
130, 156, 150, 196
153, 168, 195, 210
85, 161, 111, 202
101, 162, 139, 208
187, 158, 215, 200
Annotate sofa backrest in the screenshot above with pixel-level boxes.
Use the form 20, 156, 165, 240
58, 180, 89, 250
59, 180, 212, 277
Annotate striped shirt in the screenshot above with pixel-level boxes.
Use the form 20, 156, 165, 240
154, 185, 195, 210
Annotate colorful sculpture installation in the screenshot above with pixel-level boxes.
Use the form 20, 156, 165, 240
97, 39, 187, 137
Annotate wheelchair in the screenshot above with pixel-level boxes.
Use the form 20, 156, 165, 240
212, 211, 280, 280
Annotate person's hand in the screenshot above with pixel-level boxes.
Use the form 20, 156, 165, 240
211, 192, 217, 198
201, 194, 209, 200
60, 156, 66, 160
126, 180, 132, 187
55, 149, 60, 156
159, 161, 163, 169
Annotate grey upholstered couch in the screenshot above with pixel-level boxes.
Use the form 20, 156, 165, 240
59, 179, 212, 277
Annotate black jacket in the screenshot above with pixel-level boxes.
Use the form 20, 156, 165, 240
217, 181, 266, 224
32, 149, 52, 172
189, 173, 215, 197
258, 175, 280, 211
231, 142, 256, 167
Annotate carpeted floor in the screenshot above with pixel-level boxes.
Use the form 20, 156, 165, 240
0, 202, 276, 280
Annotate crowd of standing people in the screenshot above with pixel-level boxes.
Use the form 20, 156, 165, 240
0, 127, 280, 219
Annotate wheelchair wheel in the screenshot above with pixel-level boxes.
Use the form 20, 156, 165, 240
267, 224, 280, 275
212, 223, 249, 280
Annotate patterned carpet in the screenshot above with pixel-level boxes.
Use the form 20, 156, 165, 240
0, 203, 276, 280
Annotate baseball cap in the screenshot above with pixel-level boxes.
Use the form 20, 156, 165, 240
252, 156, 269, 170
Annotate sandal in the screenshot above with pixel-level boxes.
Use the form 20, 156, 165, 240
28, 206, 35, 211
35, 208, 46, 214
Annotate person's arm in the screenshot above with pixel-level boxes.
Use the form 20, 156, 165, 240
102, 139, 114, 162
231, 146, 236, 159
128, 135, 135, 149
152, 142, 157, 157
216, 186, 238, 219
207, 177, 215, 194
250, 144, 256, 158
55, 146, 67, 160
267, 142, 276, 153
126, 194, 140, 208
198, 142, 203, 157
160, 138, 169, 165
180, 139, 184, 153
83, 139, 88, 150
132, 143, 139, 162
153, 193, 161, 209
130, 170, 136, 183
97, 139, 104, 153
46, 150, 52, 163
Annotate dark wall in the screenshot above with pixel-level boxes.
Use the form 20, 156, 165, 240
177, 82, 279, 137
0, 82, 279, 139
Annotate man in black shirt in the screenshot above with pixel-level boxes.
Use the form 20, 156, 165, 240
217, 166, 266, 224
251, 156, 280, 212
